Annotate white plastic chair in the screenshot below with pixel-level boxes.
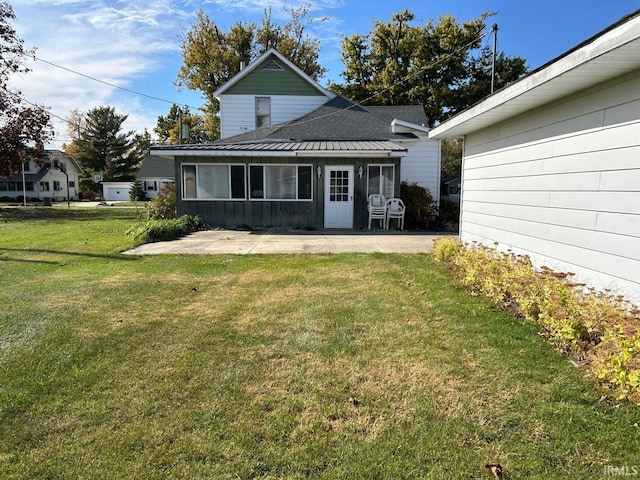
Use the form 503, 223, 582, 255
367, 194, 387, 230
385, 198, 406, 230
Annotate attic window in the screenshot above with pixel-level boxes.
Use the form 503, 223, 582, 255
262, 60, 283, 71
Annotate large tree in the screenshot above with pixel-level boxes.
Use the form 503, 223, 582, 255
176, 6, 325, 139
71, 106, 138, 188
155, 104, 209, 145
0, 1, 53, 177
331, 10, 527, 126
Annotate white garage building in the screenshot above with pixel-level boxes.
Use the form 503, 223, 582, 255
429, 10, 640, 304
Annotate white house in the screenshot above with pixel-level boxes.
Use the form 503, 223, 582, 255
429, 10, 640, 303
151, 48, 441, 229
214, 49, 336, 140
0, 150, 82, 202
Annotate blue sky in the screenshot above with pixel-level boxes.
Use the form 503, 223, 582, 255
9, 0, 640, 147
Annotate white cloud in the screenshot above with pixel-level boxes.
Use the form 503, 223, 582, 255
8, 0, 345, 147
10, 0, 196, 146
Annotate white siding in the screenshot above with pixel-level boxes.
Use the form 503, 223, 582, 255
398, 136, 441, 200
219, 94, 330, 139
460, 71, 640, 303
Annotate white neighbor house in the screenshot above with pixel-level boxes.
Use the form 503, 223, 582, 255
429, 10, 640, 304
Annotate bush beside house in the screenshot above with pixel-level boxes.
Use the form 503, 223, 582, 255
433, 237, 640, 403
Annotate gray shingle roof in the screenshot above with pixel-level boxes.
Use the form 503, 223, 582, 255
150, 96, 428, 156
217, 96, 428, 144
138, 155, 175, 178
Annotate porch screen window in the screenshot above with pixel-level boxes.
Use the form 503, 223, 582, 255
368, 165, 394, 198
182, 164, 246, 200
250, 165, 312, 200
256, 97, 270, 128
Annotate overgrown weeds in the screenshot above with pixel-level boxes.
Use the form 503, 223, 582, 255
433, 237, 640, 403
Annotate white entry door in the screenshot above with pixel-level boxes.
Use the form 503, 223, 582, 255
324, 166, 354, 228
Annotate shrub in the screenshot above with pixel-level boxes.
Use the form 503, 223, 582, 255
147, 183, 176, 220
126, 214, 207, 243
432, 237, 462, 263
400, 181, 436, 229
433, 241, 640, 402
81, 190, 97, 201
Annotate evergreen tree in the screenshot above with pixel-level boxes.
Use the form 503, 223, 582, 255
129, 178, 146, 202
71, 106, 138, 188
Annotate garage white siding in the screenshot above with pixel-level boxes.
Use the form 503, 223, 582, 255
460, 71, 640, 302
219, 95, 330, 139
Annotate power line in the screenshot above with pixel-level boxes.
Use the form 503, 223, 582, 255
32, 56, 195, 110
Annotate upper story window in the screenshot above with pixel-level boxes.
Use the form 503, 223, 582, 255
255, 97, 270, 128
23, 162, 30, 172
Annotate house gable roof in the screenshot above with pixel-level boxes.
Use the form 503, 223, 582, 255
213, 48, 335, 100
150, 96, 430, 158
138, 155, 175, 179
217, 96, 428, 143
429, 9, 640, 139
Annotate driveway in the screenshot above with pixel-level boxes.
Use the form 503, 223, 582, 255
124, 230, 454, 255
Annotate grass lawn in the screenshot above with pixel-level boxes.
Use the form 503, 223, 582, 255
1, 208, 638, 479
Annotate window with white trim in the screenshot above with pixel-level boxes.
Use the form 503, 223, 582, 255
182, 164, 246, 200
367, 165, 394, 198
39, 181, 50, 192
249, 165, 312, 201
255, 97, 270, 128
53, 180, 62, 191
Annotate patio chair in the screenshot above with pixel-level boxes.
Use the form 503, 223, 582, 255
367, 194, 387, 230
385, 198, 406, 230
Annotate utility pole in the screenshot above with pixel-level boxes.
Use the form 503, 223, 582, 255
491, 23, 499, 94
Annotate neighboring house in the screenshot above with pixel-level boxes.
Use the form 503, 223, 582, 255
138, 155, 175, 199
101, 156, 175, 201
152, 48, 440, 229
442, 178, 461, 203
429, 10, 640, 303
0, 149, 82, 202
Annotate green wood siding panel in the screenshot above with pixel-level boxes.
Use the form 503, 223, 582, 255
225, 57, 325, 96
175, 155, 400, 229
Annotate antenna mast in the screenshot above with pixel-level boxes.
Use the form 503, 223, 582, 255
491, 23, 499, 93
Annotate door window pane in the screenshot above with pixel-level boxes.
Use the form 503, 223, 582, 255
330, 169, 349, 202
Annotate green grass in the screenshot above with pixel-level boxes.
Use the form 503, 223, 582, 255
1, 208, 639, 479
